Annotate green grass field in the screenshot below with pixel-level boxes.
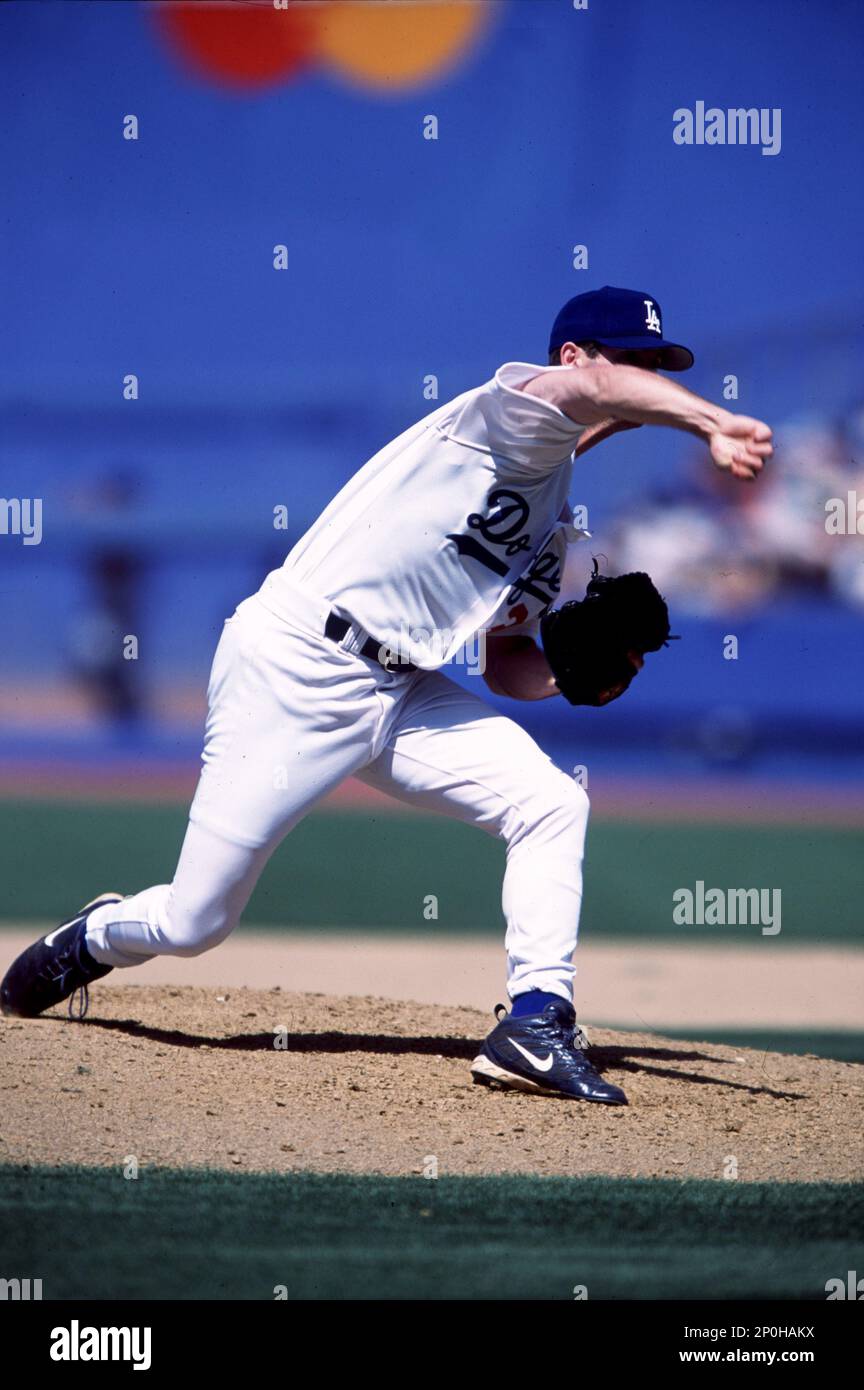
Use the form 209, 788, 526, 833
647, 1030, 864, 1064
0, 1165, 860, 1301
0, 799, 862, 943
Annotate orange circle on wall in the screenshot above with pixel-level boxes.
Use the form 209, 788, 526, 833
315, 0, 491, 91
156, 1, 318, 89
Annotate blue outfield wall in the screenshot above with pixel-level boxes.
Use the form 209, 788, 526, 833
0, 0, 862, 770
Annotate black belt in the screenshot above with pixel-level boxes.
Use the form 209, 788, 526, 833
324, 612, 418, 674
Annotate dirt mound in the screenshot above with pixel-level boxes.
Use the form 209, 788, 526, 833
1, 986, 861, 1181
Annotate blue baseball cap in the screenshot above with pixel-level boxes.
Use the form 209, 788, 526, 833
548, 285, 694, 371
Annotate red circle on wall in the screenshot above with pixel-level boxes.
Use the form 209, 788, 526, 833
156, 1, 318, 89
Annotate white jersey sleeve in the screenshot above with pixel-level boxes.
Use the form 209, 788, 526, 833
433, 362, 589, 475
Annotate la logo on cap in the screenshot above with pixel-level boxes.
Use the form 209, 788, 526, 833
644, 300, 661, 333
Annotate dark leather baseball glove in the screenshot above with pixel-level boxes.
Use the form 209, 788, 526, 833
540, 561, 675, 706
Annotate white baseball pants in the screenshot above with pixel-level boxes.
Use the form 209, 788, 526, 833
85, 580, 589, 1002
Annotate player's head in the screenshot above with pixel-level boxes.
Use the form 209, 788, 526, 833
548, 285, 694, 372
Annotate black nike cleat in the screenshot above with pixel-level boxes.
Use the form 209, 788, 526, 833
471, 998, 628, 1105
0, 894, 122, 1019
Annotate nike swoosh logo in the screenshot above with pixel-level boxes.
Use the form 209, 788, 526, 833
43, 923, 75, 947
510, 1039, 554, 1072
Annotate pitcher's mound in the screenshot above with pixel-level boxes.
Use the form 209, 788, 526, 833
2, 986, 861, 1181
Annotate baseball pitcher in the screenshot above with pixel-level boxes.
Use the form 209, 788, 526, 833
1, 286, 772, 1107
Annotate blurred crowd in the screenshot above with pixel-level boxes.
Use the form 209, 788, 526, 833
606, 402, 864, 615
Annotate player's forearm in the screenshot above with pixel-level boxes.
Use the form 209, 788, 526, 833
482, 638, 559, 701
559, 363, 727, 438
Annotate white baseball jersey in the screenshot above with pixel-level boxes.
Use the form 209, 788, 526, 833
257, 362, 588, 668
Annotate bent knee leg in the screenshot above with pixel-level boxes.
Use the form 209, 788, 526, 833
512, 774, 590, 855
